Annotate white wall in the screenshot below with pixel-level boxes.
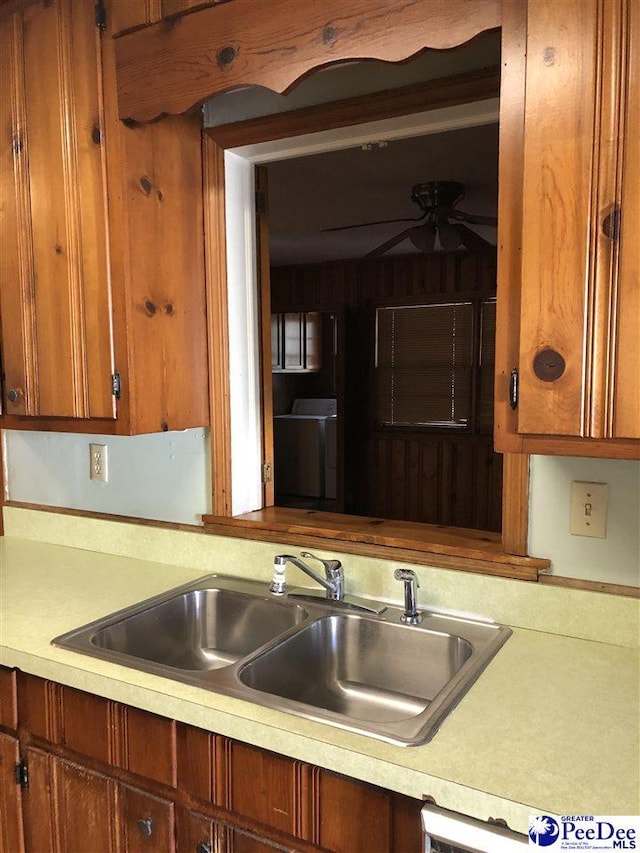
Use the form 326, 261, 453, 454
5, 427, 639, 585
529, 455, 640, 587
2, 429, 211, 526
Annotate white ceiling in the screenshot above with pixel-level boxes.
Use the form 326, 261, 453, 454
267, 121, 500, 265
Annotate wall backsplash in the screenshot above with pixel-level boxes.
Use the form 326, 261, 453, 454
529, 455, 640, 587
2, 429, 211, 526
2, 430, 638, 586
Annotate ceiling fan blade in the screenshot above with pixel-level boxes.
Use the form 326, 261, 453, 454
456, 224, 495, 251
322, 211, 427, 233
446, 209, 498, 227
365, 225, 420, 258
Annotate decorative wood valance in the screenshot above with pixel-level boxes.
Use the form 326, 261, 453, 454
114, 0, 501, 122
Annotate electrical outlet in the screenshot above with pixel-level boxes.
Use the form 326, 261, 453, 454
89, 443, 108, 482
570, 481, 607, 538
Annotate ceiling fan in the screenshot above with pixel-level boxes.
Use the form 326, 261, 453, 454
322, 181, 497, 257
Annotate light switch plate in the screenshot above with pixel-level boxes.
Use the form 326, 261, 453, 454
570, 481, 607, 538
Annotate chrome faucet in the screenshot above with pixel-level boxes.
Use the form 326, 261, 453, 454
394, 568, 423, 624
271, 552, 344, 601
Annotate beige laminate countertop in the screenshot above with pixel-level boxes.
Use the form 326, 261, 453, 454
1, 536, 638, 835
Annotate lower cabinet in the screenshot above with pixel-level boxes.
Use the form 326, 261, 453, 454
177, 808, 302, 853
0, 669, 423, 853
21, 746, 174, 852
0, 732, 23, 853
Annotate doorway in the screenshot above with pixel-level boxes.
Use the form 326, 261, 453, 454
216, 72, 501, 532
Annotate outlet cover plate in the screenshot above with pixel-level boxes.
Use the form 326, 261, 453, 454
89, 443, 108, 483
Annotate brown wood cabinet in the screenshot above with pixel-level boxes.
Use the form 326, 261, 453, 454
21, 745, 176, 852
2, 667, 423, 852
0, 0, 209, 434
0, 732, 23, 853
496, 0, 639, 455
0, 669, 21, 852
110, 0, 223, 38
109, 0, 638, 461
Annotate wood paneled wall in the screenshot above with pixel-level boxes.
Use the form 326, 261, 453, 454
367, 433, 503, 531
271, 250, 502, 532
271, 250, 496, 312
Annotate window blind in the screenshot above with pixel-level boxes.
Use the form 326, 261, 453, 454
376, 302, 474, 427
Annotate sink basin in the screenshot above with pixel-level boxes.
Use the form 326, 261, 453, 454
237, 611, 509, 743
53, 574, 511, 746
53, 576, 308, 676
91, 588, 308, 671
239, 615, 472, 723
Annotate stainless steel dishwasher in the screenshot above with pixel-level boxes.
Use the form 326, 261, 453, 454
421, 804, 529, 852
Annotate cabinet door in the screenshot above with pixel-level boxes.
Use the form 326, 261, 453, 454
0, 667, 17, 730
611, 0, 639, 437
20, 745, 176, 853
0, 0, 115, 420
110, 0, 219, 37
177, 808, 306, 853
0, 733, 23, 853
517, 0, 639, 441
119, 782, 176, 852
226, 741, 306, 838
314, 770, 392, 853
21, 746, 118, 853
283, 313, 304, 370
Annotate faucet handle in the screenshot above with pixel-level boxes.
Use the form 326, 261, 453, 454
300, 551, 342, 578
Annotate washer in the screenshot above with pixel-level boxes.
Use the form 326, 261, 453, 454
274, 399, 337, 498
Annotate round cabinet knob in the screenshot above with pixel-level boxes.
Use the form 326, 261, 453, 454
532, 348, 566, 382
136, 818, 154, 836
7, 388, 23, 404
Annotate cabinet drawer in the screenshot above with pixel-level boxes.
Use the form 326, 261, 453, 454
226, 741, 307, 839
123, 705, 177, 788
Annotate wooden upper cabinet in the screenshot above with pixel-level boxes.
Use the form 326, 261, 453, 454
0, 0, 113, 421
109, 0, 222, 38
0, 0, 209, 434
512, 0, 639, 447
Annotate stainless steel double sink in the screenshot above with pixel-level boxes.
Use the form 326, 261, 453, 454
52, 575, 511, 747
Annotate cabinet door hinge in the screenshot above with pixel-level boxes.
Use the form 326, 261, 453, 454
95, 0, 106, 31
261, 462, 272, 483
255, 190, 267, 216
509, 367, 519, 410
14, 760, 28, 789
111, 371, 121, 399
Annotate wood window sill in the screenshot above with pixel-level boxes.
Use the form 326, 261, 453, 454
202, 507, 550, 581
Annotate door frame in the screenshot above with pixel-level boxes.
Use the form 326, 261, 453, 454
201, 64, 531, 563
217, 98, 501, 513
